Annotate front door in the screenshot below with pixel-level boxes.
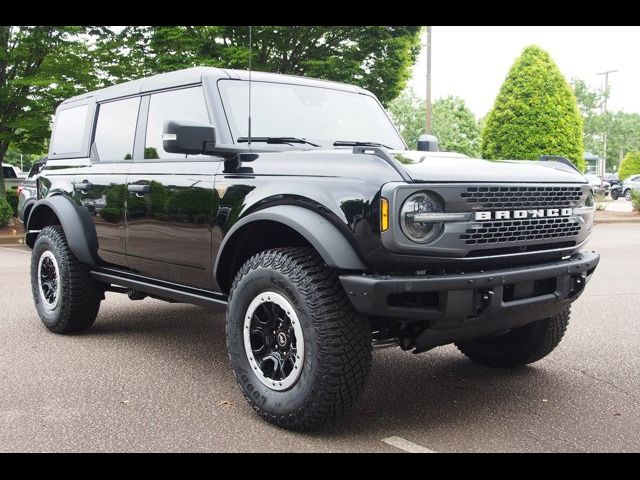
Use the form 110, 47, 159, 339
125, 86, 222, 290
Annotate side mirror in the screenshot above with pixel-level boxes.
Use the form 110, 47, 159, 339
417, 134, 439, 152
162, 120, 216, 155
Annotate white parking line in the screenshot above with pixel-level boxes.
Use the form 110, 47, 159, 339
381, 436, 437, 453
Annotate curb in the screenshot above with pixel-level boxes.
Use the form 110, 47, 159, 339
0, 236, 25, 245
594, 218, 640, 224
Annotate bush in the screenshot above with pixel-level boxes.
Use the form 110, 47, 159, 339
481, 45, 584, 171
631, 191, 640, 214
619, 151, 640, 181
0, 197, 13, 227
5, 190, 18, 216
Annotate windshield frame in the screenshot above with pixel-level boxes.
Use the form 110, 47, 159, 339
216, 78, 407, 150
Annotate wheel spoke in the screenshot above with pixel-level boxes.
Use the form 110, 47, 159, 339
243, 291, 305, 391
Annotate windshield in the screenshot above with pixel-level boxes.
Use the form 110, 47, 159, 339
218, 80, 405, 149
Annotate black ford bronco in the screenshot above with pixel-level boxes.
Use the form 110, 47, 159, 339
26, 67, 600, 429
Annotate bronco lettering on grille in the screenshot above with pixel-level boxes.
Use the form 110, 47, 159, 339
474, 208, 573, 221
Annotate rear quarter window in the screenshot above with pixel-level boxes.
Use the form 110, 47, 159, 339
50, 104, 89, 155
2, 166, 17, 178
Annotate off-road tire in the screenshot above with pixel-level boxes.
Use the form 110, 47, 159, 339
31, 225, 102, 333
455, 307, 570, 368
225, 247, 372, 430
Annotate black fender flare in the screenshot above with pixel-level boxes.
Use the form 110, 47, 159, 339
214, 205, 366, 285
26, 195, 99, 265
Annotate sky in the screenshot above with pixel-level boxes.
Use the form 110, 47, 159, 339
408, 26, 640, 119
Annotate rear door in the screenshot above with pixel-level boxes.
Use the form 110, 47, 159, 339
125, 86, 222, 290
73, 96, 140, 267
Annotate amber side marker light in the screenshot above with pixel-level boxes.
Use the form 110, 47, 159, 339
380, 197, 389, 232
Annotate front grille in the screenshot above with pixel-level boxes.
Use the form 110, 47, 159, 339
460, 217, 582, 246
461, 186, 583, 209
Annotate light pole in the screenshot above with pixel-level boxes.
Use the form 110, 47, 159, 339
425, 26, 432, 135
596, 69, 618, 179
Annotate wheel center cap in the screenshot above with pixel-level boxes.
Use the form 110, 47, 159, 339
276, 331, 289, 348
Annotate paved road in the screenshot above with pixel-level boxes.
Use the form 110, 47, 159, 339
1, 224, 639, 452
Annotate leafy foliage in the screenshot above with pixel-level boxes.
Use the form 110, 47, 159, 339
481, 45, 584, 171
0, 196, 12, 227
0, 26, 122, 198
121, 26, 422, 105
388, 89, 481, 155
387, 89, 424, 149
631, 191, 640, 214
432, 96, 480, 157
5, 189, 17, 215
572, 77, 640, 172
619, 151, 640, 181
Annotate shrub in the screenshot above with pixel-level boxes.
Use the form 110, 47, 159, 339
631, 191, 640, 214
481, 45, 584, 171
5, 190, 18, 216
618, 151, 640, 181
0, 197, 13, 227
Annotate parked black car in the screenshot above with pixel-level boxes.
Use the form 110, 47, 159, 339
17, 158, 47, 225
25, 67, 600, 429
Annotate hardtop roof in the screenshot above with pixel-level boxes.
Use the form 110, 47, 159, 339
59, 67, 369, 106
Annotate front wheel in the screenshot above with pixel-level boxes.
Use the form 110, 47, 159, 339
455, 307, 570, 368
624, 189, 633, 201
225, 247, 372, 430
611, 190, 620, 200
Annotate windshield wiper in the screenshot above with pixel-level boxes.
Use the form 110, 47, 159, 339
333, 140, 393, 149
237, 137, 320, 147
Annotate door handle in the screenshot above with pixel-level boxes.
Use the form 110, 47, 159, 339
76, 181, 93, 191
127, 184, 151, 195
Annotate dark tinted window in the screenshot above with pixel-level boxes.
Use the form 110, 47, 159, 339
94, 97, 140, 161
144, 87, 209, 159
50, 105, 88, 155
3, 166, 17, 178
28, 161, 46, 179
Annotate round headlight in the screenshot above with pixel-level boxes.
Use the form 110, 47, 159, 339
400, 192, 444, 243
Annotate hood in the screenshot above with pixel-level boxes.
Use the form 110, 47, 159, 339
391, 151, 587, 184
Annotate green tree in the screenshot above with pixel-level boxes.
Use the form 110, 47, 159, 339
619, 151, 640, 181
387, 88, 424, 149
432, 96, 480, 157
0, 26, 119, 198
481, 45, 584, 170
388, 89, 480, 155
572, 78, 640, 172
123, 26, 422, 105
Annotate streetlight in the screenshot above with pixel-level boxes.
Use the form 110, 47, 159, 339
425, 26, 432, 135
596, 69, 618, 180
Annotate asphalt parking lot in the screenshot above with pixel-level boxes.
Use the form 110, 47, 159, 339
1, 223, 639, 452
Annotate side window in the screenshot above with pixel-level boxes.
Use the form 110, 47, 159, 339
93, 97, 140, 162
50, 104, 88, 155
144, 87, 210, 159
3, 166, 17, 179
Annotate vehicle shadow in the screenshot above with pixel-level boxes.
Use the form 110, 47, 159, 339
86, 298, 574, 440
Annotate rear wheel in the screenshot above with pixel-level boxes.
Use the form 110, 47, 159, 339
30, 225, 102, 333
624, 189, 633, 201
225, 247, 372, 430
455, 307, 570, 368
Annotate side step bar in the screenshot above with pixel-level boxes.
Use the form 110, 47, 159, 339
91, 267, 228, 310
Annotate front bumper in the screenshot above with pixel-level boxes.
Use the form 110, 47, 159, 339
340, 250, 600, 353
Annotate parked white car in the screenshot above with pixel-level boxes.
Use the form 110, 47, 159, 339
622, 174, 640, 201
2, 164, 25, 193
